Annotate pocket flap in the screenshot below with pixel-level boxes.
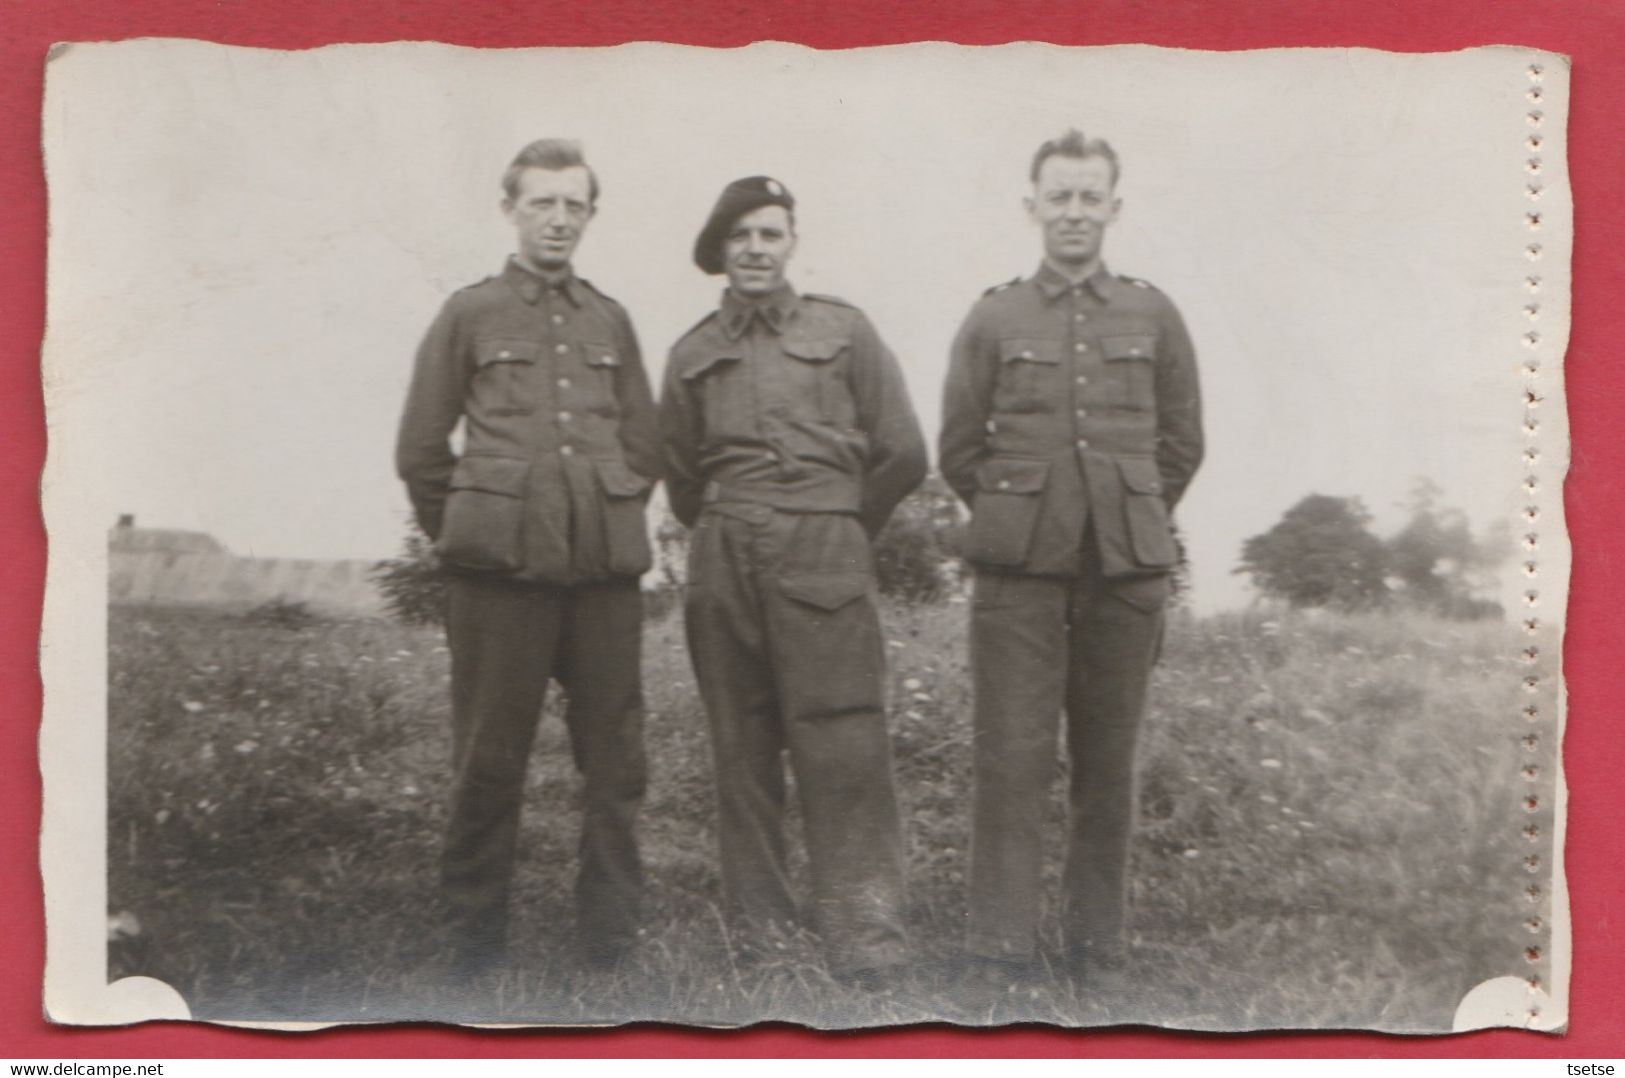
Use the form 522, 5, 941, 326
476, 338, 541, 366
449, 454, 530, 496
582, 342, 621, 368
680, 353, 741, 382
778, 571, 870, 612
1117, 457, 1166, 496
999, 338, 1062, 364
975, 457, 1051, 495
1109, 573, 1172, 612
594, 458, 653, 499
782, 337, 845, 362
1102, 334, 1156, 362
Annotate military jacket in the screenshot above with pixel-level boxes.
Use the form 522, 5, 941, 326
939, 262, 1203, 578
395, 258, 659, 584
660, 285, 927, 537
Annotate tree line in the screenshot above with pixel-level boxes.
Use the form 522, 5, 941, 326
373, 476, 1507, 623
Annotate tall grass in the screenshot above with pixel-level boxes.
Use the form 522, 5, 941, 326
106, 599, 1550, 1030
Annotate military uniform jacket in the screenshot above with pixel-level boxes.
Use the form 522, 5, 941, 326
939, 262, 1203, 578
660, 286, 927, 537
395, 259, 659, 584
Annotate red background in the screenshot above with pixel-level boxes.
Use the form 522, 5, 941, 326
4, 0, 1622, 1059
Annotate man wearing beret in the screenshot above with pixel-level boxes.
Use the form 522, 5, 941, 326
940, 130, 1203, 981
660, 176, 927, 984
396, 139, 659, 972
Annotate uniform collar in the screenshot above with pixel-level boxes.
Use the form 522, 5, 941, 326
502, 256, 585, 307
720, 283, 798, 340
1033, 260, 1118, 304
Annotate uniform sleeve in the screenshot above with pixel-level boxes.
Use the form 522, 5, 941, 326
938, 301, 1000, 507
394, 298, 467, 540
848, 313, 928, 536
607, 302, 661, 487
1154, 296, 1204, 509
657, 352, 707, 528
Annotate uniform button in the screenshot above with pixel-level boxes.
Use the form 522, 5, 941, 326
558, 410, 572, 422
497, 349, 512, 359
1075, 375, 1089, 385
560, 445, 574, 457
1130, 346, 1143, 356
1018, 350, 1033, 359
985, 420, 997, 434
1075, 342, 1089, 354
551, 314, 565, 325
997, 480, 1011, 491
1074, 313, 1088, 323
557, 376, 571, 389
1076, 408, 1088, 418
1076, 438, 1089, 449
555, 343, 569, 355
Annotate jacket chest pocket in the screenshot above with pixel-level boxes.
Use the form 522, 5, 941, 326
781, 336, 852, 424
1102, 333, 1157, 410
577, 341, 622, 416
472, 338, 541, 416
681, 353, 750, 438
995, 338, 1063, 414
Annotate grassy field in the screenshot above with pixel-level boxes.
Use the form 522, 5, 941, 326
106, 596, 1554, 1031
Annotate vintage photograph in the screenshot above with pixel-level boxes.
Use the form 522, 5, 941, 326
40, 41, 1570, 1032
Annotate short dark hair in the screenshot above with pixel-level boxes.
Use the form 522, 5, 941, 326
1029, 129, 1121, 188
501, 139, 600, 204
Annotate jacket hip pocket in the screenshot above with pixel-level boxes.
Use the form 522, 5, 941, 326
593, 458, 654, 577
436, 455, 531, 572
1117, 457, 1178, 568
964, 457, 1051, 568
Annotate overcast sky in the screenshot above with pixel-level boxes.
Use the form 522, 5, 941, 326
42, 41, 1565, 612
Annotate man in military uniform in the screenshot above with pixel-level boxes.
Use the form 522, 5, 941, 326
659, 176, 927, 982
396, 139, 659, 971
939, 130, 1203, 978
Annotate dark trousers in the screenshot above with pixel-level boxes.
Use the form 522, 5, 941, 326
440, 573, 646, 951
965, 566, 1168, 960
684, 504, 908, 974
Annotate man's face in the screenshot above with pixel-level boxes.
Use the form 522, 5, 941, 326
1026, 154, 1120, 269
503, 165, 595, 271
723, 204, 796, 298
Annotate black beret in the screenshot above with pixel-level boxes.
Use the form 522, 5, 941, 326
693, 176, 795, 275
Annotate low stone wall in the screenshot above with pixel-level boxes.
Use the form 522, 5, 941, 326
109, 552, 386, 616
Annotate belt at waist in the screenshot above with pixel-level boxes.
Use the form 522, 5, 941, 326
701, 476, 862, 515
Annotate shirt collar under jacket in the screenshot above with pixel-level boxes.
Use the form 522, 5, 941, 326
719, 283, 798, 340
1033, 260, 1118, 304
502, 256, 586, 307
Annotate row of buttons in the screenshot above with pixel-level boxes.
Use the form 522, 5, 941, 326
1012, 342, 1094, 359
493, 338, 612, 362
985, 402, 1091, 433
495, 343, 572, 359
1010, 338, 1146, 359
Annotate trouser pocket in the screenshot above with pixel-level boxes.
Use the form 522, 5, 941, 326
770, 569, 884, 719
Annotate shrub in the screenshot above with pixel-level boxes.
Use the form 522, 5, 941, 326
240, 597, 320, 630
872, 477, 965, 604
370, 525, 446, 626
